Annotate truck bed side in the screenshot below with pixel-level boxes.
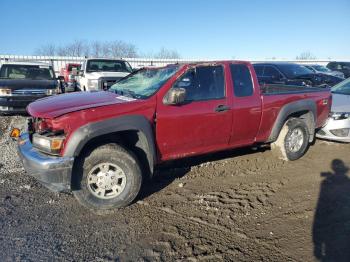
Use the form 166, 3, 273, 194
256, 85, 331, 143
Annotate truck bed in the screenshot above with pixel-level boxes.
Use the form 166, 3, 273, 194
261, 84, 330, 95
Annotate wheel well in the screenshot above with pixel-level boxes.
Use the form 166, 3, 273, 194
284, 110, 315, 142
73, 130, 153, 182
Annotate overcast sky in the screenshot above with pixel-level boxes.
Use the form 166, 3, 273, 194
1, 0, 349, 59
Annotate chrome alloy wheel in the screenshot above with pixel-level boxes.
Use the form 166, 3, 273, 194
286, 128, 304, 152
87, 163, 127, 199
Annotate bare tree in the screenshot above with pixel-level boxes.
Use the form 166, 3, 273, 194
154, 47, 181, 59
296, 51, 317, 60
34, 40, 180, 59
34, 44, 56, 56
105, 41, 137, 58
90, 41, 102, 58
66, 40, 89, 57
100, 42, 110, 58
56, 40, 89, 57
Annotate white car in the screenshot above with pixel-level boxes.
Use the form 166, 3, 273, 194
316, 78, 350, 142
76, 59, 133, 91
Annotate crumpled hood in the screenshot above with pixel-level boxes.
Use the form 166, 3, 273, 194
85, 71, 130, 79
27, 91, 138, 118
331, 93, 350, 113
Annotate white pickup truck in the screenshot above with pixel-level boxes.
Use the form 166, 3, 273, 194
76, 58, 133, 91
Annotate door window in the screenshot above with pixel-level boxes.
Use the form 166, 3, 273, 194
174, 65, 225, 101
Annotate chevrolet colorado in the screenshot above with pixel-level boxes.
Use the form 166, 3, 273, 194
16, 61, 331, 210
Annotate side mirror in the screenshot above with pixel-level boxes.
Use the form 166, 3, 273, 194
78, 70, 84, 77
163, 88, 186, 105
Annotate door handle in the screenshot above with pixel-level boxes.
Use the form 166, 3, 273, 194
215, 105, 230, 112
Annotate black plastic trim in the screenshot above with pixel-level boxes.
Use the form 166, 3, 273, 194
63, 115, 156, 173
267, 99, 316, 142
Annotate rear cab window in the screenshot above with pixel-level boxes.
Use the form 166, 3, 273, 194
230, 64, 254, 97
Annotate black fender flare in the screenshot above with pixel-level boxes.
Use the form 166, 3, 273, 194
63, 115, 156, 174
267, 99, 317, 143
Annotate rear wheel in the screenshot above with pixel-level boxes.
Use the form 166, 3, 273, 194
72, 143, 142, 211
271, 118, 310, 161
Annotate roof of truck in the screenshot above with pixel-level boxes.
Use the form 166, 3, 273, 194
0, 61, 52, 66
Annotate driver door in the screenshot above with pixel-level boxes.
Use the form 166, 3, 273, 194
156, 65, 233, 161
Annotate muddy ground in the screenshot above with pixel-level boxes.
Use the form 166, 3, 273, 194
0, 116, 350, 261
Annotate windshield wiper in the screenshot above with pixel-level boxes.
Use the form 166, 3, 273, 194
122, 89, 137, 98
113, 88, 137, 98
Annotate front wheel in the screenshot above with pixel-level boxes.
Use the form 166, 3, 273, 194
72, 144, 142, 211
271, 118, 310, 161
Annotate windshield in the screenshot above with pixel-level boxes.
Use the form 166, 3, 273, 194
313, 65, 331, 72
0, 64, 55, 80
109, 65, 180, 99
332, 78, 350, 95
277, 64, 314, 78
86, 60, 132, 73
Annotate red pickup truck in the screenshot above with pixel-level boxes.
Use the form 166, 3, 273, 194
16, 61, 331, 211
59, 63, 81, 92
60, 63, 81, 83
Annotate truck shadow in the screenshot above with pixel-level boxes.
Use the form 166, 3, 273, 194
313, 159, 350, 262
138, 146, 267, 201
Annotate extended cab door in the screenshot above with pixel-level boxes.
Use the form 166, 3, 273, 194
156, 64, 233, 161
229, 63, 262, 146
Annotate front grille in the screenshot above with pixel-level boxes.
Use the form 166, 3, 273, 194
12, 89, 47, 96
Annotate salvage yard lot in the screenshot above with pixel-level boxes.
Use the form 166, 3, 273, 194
1, 116, 350, 261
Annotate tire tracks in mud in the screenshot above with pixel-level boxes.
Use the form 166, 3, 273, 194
135, 177, 293, 261
135, 200, 293, 261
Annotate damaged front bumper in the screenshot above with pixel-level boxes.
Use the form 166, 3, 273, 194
17, 133, 74, 191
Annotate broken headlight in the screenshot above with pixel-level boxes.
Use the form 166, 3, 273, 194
32, 133, 65, 155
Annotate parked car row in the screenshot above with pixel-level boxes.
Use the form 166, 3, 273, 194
304, 64, 345, 78
253, 62, 344, 88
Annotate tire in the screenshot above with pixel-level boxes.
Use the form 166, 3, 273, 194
72, 143, 142, 211
271, 118, 310, 161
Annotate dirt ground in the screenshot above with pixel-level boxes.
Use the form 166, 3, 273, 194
1, 115, 350, 262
